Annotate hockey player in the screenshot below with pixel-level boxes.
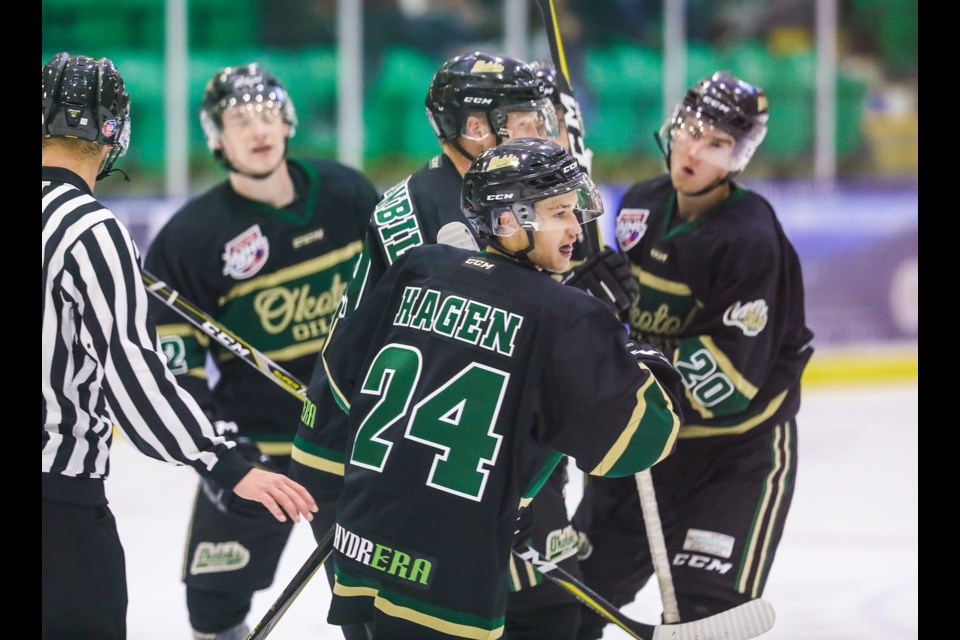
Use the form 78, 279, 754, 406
143, 63, 379, 640
573, 71, 814, 637
289, 50, 636, 639
320, 137, 683, 639
42, 52, 317, 640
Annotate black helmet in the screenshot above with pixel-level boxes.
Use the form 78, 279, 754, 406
425, 51, 557, 145
658, 71, 768, 172
462, 137, 602, 240
530, 60, 563, 111
42, 52, 131, 179
199, 62, 298, 161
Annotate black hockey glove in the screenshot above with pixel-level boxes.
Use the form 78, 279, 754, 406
200, 430, 274, 519
561, 247, 638, 316
624, 339, 684, 417
512, 507, 535, 551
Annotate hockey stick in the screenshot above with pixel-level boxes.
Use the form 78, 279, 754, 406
530, 6, 684, 626
140, 270, 326, 638
140, 270, 307, 403
532, 0, 590, 176
636, 469, 681, 623
141, 260, 774, 639
514, 543, 774, 640
246, 526, 334, 640
532, 0, 602, 256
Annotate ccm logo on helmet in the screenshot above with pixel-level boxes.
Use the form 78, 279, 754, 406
485, 193, 516, 201
464, 96, 494, 105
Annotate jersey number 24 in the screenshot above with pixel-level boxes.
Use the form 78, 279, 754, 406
350, 344, 508, 502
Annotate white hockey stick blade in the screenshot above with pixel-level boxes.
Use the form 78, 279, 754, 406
651, 599, 776, 640
437, 221, 480, 252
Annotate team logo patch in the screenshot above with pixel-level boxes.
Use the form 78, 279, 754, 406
101, 119, 118, 137
190, 541, 250, 575
222, 224, 269, 280
470, 60, 504, 74
616, 208, 650, 252
544, 525, 580, 563
486, 154, 519, 171
722, 299, 769, 336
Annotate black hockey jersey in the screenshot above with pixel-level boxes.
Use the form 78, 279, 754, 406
144, 158, 379, 447
615, 175, 813, 436
293, 153, 585, 590
294, 154, 467, 477
322, 244, 681, 638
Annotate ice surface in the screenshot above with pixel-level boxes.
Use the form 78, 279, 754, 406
109, 381, 918, 639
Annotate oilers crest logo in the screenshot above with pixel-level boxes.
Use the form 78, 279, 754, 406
222, 224, 270, 280
616, 208, 650, 252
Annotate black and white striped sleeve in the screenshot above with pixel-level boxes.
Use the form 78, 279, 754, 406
67, 210, 249, 488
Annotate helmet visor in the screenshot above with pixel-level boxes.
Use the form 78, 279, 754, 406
492, 175, 603, 236
492, 99, 559, 140
659, 108, 750, 172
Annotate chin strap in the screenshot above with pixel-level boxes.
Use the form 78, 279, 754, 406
96, 145, 130, 181
450, 139, 477, 164
487, 230, 538, 269
96, 167, 130, 182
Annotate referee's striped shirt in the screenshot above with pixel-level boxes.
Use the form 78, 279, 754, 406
42, 167, 249, 505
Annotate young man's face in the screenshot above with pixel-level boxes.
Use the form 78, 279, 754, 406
217, 104, 289, 177
667, 118, 736, 192
527, 190, 584, 273
503, 107, 555, 140
461, 103, 558, 154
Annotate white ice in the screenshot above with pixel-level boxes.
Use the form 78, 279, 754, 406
110, 380, 918, 639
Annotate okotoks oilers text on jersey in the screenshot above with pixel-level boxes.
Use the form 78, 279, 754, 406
145, 158, 380, 446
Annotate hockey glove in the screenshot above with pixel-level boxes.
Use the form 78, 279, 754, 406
561, 247, 638, 316
624, 339, 684, 418
200, 434, 274, 519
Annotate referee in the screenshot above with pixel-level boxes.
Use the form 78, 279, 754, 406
41, 52, 317, 640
